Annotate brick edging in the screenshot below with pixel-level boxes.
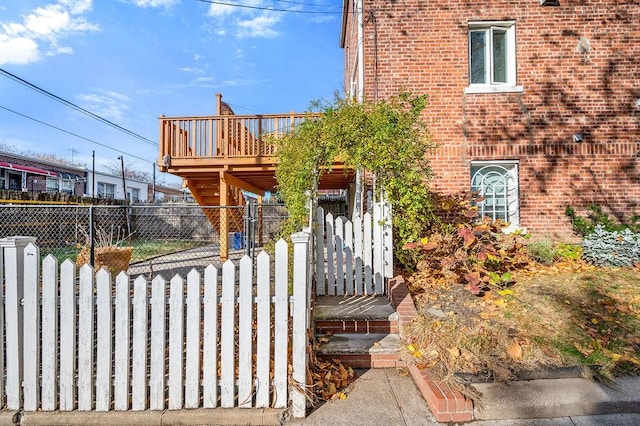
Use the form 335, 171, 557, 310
386, 276, 474, 423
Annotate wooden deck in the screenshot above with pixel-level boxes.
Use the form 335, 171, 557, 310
158, 112, 353, 194
157, 95, 354, 259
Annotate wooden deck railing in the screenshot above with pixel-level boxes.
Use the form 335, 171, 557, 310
159, 113, 320, 165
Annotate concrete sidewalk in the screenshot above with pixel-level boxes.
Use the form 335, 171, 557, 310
286, 369, 640, 425
288, 368, 440, 425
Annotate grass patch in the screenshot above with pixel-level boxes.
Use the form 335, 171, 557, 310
404, 261, 640, 394
43, 239, 207, 265
128, 239, 206, 263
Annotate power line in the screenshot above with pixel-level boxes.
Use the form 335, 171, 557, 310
0, 104, 153, 164
196, 0, 341, 14
272, 0, 336, 8
0, 67, 158, 147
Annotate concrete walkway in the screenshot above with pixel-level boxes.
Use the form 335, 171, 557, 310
286, 369, 640, 425
288, 368, 440, 425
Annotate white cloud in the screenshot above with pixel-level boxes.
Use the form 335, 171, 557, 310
0, 0, 99, 65
0, 35, 39, 64
206, 1, 281, 39
77, 90, 131, 122
237, 13, 280, 39
129, 0, 180, 8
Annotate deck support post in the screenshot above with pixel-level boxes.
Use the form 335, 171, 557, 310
220, 172, 229, 261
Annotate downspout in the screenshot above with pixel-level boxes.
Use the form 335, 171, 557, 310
357, 0, 364, 103
354, 0, 364, 217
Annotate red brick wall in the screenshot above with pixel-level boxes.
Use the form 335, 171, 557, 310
344, 0, 640, 239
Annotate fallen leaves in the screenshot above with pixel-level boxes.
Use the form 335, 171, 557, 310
506, 341, 523, 360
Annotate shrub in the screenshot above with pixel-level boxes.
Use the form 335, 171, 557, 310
566, 205, 639, 236
581, 225, 640, 267
526, 240, 557, 265
555, 243, 582, 261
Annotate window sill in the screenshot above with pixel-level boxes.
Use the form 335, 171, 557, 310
464, 85, 524, 94
502, 225, 526, 235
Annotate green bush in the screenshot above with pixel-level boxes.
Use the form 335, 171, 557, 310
581, 225, 640, 267
555, 243, 582, 261
566, 205, 639, 236
526, 240, 557, 265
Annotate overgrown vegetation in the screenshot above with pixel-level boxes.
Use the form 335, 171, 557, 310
402, 192, 529, 295
402, 194, 640, 394
273, 92, 436, 267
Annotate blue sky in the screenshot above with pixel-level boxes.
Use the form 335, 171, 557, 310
0, 0, 343, 185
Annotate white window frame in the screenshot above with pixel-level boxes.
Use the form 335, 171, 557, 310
97, 182, 116, 199
465, 21, 522, 94
470, 161, 521, 232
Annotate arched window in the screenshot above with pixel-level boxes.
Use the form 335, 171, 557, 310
471, 162, 519, 227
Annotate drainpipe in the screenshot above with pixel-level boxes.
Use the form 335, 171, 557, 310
357, 0, 364, 104
353, 0, 364, 218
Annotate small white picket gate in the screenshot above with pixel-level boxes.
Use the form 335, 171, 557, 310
0, 232, 311, 418
314, 198, 393, 296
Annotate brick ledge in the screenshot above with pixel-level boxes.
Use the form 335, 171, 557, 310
386, 275, 474, 423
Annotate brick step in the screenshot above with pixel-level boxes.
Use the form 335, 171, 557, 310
316, 333, 404, 369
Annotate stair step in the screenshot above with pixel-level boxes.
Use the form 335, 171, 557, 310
316, 333, 404, 369
316, 319, 398, 335
314, 295, 398, 321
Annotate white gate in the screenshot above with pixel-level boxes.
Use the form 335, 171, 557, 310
314, 197, 393, 296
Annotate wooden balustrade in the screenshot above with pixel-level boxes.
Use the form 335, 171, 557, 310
159, 113, 320, 168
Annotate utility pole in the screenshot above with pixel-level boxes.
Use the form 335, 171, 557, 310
152, 163, 156, 203
92, 150, 96, 198
118, 156, 127, 202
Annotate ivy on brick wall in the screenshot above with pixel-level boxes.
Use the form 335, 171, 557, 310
273, 92, 436, 267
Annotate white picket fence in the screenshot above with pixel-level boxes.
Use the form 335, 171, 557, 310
314, 199, 393, 296
0, 232, 311, 418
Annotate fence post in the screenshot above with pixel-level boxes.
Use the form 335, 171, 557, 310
0, 236, 37, 410
291, 230, 310, 418
89, 205, 95, 266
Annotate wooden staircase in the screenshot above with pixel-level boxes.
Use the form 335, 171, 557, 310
314, 296, 404, 368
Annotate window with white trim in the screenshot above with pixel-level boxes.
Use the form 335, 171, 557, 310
466, 21, 521, 94
97, 182, 115, 199
471, 162, 519, 227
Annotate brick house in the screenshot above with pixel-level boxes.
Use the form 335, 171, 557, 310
341, 0, 639, 239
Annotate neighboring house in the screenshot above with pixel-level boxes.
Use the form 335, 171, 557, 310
0, 151, 86, 195
150, 183, 193, 203
341, 1, 639, 238
86, 170, 149, 203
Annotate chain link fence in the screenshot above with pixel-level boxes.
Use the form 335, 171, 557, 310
0, 203, 289, 279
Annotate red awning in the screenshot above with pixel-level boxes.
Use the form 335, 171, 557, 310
0, 161, 57, 177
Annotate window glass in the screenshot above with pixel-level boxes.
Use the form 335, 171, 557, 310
470, 164, 519, 225
470, 31, 486, 84
492, 28, 507, 83
46, 177, 59, 193
467, 22, 516, 90
98, 182, 115, 198
60, 180, 73, 193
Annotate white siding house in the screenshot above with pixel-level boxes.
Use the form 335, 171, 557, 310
86, 171, 149, 203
